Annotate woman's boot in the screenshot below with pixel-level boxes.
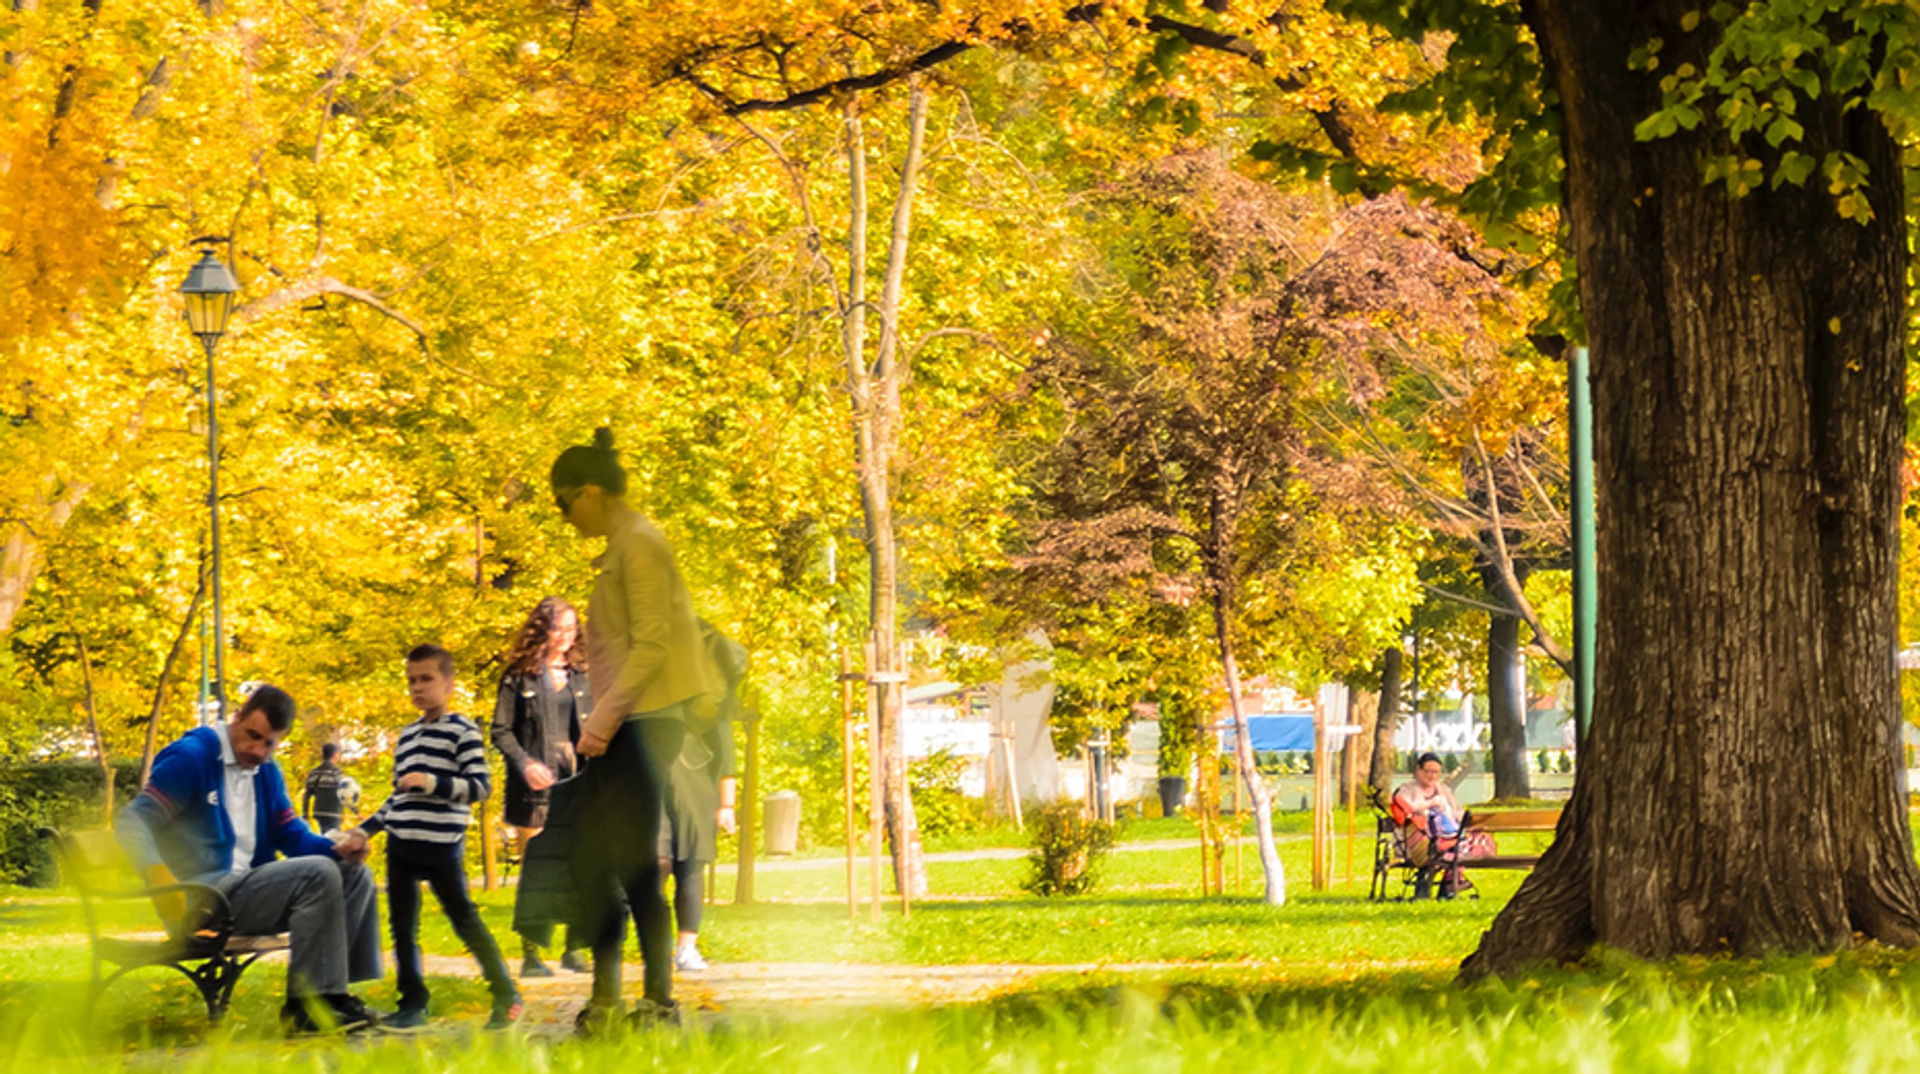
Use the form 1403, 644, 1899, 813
521, 938, 555, 978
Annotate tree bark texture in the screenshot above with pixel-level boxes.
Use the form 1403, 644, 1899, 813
1467, 0, 1920, 974
1368, 646, 1404, 796
1480, 562, 1531, 800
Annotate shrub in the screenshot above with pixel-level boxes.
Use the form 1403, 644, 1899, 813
1020, 799, 1115, 897
910, 748, 981, 838
0, 761, 144, 886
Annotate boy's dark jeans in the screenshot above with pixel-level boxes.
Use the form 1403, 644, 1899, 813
388, 838, 514, 1012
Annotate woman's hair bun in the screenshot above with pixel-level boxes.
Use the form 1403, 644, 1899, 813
591, 427, 617, 453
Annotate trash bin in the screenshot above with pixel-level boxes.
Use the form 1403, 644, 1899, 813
1157, 776, 1188, 817
763, 790, 802, 857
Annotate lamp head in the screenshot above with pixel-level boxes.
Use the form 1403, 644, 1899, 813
178, 247, 239, 342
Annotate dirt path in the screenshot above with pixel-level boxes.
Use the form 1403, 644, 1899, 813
421, 953, 1312, 1033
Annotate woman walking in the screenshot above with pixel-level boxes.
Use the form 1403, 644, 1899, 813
491, 596, 592, 976
660, 623, 746, 972
551, 428, 719, 1031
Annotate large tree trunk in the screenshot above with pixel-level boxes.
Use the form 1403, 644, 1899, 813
1480, 562, 1531, 800
1368, 645, 1404, 796
1466, 0, 1920, 974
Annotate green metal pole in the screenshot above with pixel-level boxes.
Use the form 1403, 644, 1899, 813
1570, 345, 1596, 747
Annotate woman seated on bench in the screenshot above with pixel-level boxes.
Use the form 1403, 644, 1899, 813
1392, 753, 1493, 897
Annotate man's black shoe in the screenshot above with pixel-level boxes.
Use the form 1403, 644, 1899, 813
282, 993, 380, 1035
329, 993, 381, 1031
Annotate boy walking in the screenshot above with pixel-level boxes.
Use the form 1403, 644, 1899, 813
357, 644, 522, 1029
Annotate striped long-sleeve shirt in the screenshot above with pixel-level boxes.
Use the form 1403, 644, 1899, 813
362, 714, 490, 847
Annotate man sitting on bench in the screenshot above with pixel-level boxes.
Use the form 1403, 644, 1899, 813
1392, 752, 1493, 897
118, 684, 384, 1033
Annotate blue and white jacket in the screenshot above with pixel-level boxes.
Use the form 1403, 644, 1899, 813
118, 726, 335, 883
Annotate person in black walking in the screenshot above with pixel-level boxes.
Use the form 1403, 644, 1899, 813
492, 595, 592, 977
302, 743, 346, 834
551, 429, 720, 1033
660, 622, 745, 973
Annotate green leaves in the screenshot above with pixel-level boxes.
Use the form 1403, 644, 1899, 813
1631, 0, 1919, 218
1773, 149, 1819, 188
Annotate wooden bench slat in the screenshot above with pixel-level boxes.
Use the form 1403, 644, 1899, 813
1465, 809, 1563, 833
1459, 854, 1544, 869
225, 935, 290, 954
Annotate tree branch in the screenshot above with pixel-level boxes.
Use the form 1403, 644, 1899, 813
677, 41, 973, 116
1136, 10, 1360, 159
235, 275, 427, 347
1473, 430, 1572, 673
233, 276, 505, 387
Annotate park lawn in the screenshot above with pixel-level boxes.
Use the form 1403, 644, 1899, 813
13, 946, 1920, 1071
0, 814, 1912, 1068
2, 811, 1917, 1069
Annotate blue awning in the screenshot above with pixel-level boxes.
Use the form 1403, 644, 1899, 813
1222, 714, 1317, 752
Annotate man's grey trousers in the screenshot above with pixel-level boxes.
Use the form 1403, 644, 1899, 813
216, 856, 382, 997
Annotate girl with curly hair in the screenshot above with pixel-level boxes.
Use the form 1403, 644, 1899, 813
490, 595, 591, 976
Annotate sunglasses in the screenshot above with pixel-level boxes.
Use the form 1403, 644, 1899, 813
554, 486, 587, 515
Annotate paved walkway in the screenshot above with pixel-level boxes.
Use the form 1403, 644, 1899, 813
420, 953, 1303, 1034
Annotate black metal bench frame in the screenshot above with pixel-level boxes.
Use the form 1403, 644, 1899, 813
1369, 803, 1441, 901
42, 827, 289, 1025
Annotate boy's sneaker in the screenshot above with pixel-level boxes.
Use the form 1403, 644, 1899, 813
559, 948, 591, 974
485, 994, 525, 1031
382, 1007, 430, 1031
282, 993, 380, 1036
674, 944, 708, 973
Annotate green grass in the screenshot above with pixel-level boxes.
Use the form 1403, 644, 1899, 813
15, 951, 1920, 1071
0, 813, 1912, 1069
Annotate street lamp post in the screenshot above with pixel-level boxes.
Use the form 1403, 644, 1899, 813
1569, 345, 1596, 748
179, 246, 239, 725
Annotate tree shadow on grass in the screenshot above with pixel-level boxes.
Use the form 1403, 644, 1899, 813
967, 944, 1920, 1028
903, 894, 1500, 922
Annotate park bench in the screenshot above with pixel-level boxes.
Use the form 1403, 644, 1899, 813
1446, 808, 1564, 875
42, 828, 289, 1025
1370, 804, 1563, 900
1369, 800, 1432, 900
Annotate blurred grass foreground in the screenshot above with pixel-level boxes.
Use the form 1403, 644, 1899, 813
6, 815, 1920, 1072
